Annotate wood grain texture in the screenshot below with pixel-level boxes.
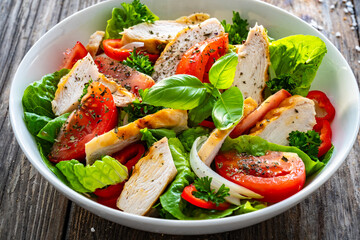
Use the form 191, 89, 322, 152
0, 0, 359, 239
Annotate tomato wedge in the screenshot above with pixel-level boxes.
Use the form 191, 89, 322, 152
59, 41, 88, 69
215, 150, 306, 203
102, 39, 159, 63
307, 90, 335, 123
230, 89, 291, 138
176, 34, 229, 83
181, 184, 230, 210
48, 82, 118, 163
313, 119, 332, 157
112, 143, 145, 172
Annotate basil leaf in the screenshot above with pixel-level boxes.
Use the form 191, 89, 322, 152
141, 74, 207, 110
209, 52, 238, 89
212, 87, 244, 130
188, 94, 217, 126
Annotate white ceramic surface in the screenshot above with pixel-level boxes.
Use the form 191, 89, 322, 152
9, 0, 360, 235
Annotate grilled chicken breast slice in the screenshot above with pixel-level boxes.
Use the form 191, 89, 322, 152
152, 18, 225, 82
85, 109, 188, 164
52, 54, 135, 116
232, 24, 270, 104
117, 137, 177, 215
120, 13, 209, 54
86, 31, 105, 57
250, 95, 316, 145
198, 98, 258, 166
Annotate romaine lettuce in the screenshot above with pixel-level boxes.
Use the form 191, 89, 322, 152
177, 127, 210, 152
140, 128, 176, 148
23, 112, 52, 136
37, 113, 70, 143
268, 35, 327, 96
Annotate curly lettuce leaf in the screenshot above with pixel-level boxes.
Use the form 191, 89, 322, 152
22, 69, 70, 118
56, 156, 128, 193
37, 113, 70, 143
269, 35, 327, 96
234, 200, 267, 215
222, 135, 325, 176
178, 127, 210, 152
140, 128, 176, 148
104, 0, 159, 40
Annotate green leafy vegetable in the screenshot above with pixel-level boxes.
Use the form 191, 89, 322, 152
266, 74, 298, 94
320, 145, 334, 164
178, 127, 210, 152
37, 113, 70, 143
288, 130, 321, 161
122, 50, 154, 75
188, 94, 217, 126
104, 0, 159, 40
269, 35, 327, 96
56, 156, 128, 192
192, 177, 230, 206
234, 200, 267, 215
222, 135, 325, 176
141, 74, 208, 110
221, 11, 249, 45
23, 112, 52, 136
78, 80, 92, 102
122, 98, 163, 122
22, 69, 70, 118
209, 52, 238, 89
140, 128, 176, 148
212, 87, 244, 130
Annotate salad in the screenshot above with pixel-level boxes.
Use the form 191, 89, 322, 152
21, 0, 336, 219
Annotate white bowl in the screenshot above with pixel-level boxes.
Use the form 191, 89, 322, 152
9, 0, 360, 235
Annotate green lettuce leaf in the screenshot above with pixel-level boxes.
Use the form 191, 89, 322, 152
178, 127, 210, 152
221, 135, 325, 176
56, 156, 128, 192
37, 113, 70, 143
159, 138, 239, 220
104, 0, 159, 40
140, 128, 176, 148
233, 200, 267, 215
269, 35, 327, 96
320, 145, 334, 164
22, 69, 70, 118
23, 112, 52, 136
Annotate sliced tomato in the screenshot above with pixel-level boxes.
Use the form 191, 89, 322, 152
313, 119, 332, 157
176, 34, 229, 82
94, 56, 155, 95
112, 143, 145, 173
215, 150, 306, 203
230, 89, 291, 138
181, 184, 230, 210
307, 90, 335, 123
48, 82, 118, 163
103, 39, 159, 63
94, 182, 124, 199
59, 41, 88, 70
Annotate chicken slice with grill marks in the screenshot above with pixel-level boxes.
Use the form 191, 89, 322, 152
249, 95, 316, 146
152, 18, 225, 82
52, 53, 135, 116
198, 98, 258, 166
85, 109, 188, 165
231, 24, 270, 105
117, 137, 177, 215
120, 13, 210, 54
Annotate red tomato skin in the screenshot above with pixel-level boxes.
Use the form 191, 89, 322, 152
181, 184, 230, 211
48, 82, 118, 163
94, 56, 155, 95
215, 150, 306, 203
59, 41, 88, 70
176, 34, 229, 82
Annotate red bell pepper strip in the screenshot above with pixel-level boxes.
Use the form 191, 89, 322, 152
307, 90, 336, 123
97, 195, 119, 209
94, 182, 124, 198
199, 120, 215, 129
181, 184, 230, 211
102, 39, 159, 63
112, 143, 145, 172
313, 119, 332, 157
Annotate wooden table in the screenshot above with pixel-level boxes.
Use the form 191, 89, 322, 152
1, 0, 359, 239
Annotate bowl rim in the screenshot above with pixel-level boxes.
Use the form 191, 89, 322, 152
8, 0, 360, 234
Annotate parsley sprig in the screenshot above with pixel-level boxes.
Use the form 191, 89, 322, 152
288, 130, 321, 161
192, 177, 230, 206
122, 97, 163, 122
266, 74, 298, 94
221, 11, 249, 45
122, 50, 154, 76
